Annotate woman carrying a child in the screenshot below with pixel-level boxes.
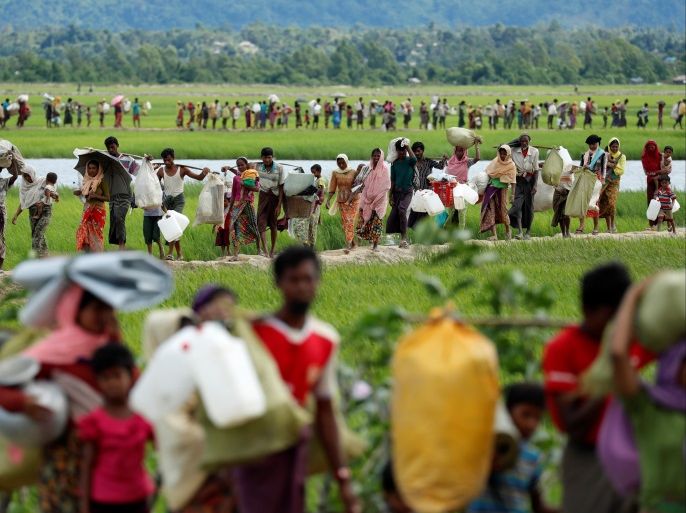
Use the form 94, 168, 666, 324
75, 160, 109, 253
226, 157, 262, 259
11, 166, 55, 257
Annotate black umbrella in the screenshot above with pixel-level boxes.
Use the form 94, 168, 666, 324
73, 148, 132, 191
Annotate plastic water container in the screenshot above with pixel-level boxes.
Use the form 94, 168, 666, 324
189, 322, 266, 428
673, 200, 681, 214
169, 209, 190, 231
646, 199, 661, 221
410, 191, 427, 213
424, 190, 446, 217
158, 210, 189, 242
158, 214, 182, 242
453, 183, 479, 206
0, 381, 68, 446
130, 326, 199, 424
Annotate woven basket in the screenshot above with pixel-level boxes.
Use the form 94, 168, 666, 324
286, 196, 314, 218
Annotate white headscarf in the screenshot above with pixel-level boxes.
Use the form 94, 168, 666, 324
333, 153, 352, 174
19, 165, 46, 209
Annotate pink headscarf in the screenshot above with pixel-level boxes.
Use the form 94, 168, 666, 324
360, 150, 391, 222
445, 147, 470, 183
24, 285, 111, 365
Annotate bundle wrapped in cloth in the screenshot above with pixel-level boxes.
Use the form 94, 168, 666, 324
392, 309, 499, 513
446, 127, 483, 148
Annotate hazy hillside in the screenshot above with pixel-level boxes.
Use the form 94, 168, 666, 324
0, 24, 682, 85
2, 0, 685, 30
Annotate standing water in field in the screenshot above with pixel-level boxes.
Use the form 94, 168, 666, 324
22, 159, 686, 191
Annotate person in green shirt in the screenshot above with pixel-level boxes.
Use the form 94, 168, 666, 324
387, 139, 417, 248
610, 279, 686, 513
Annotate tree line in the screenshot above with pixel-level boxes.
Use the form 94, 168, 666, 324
0, 23, 683, 86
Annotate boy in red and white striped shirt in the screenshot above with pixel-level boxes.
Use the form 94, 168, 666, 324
654, 175, 677, 234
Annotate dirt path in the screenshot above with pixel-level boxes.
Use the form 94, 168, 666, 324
0, 228, 681, 278
169, 228, 685, 270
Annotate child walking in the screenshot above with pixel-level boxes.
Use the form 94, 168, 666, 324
78, 344, 155, 513
468, 383, 559, 513
654, 175, 677, 234
142, 205, 164, 258
214, 193, 232, 257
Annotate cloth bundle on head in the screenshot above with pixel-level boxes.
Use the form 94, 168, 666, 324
360, 150, 391, 222
333, 154, 352, 173
485, 144, 516, 184
0, 140, 26, 175
641, 140, 662, 173
80, 162, 104, 197
18, 166, 45, 210
12, 252, 174, 328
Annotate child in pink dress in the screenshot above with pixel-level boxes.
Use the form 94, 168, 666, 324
78, 344, 154, 513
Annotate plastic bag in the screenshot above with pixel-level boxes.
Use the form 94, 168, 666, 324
392, 315, 499, 513
200, 319, 310, 470
446, 127, 483, 148
134, 159, 163, 209
471, 171, 489, 195
387, 137, 409, 163
589, 179, 602, 212
194, 172, 225, 226
533, 173, 555, 212
284, 173, 316, 197
565, 169, 597, 218
542, 147, 574, 186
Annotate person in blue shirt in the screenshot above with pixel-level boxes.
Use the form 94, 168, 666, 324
387, 139, 417, 248
132, 97, 141, 128
468, 383, 559, 513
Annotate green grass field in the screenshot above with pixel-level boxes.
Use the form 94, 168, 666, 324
1, 82, 685, 159
2, 182, 685, 511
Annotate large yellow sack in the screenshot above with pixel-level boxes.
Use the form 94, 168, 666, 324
392, 316, 499, 513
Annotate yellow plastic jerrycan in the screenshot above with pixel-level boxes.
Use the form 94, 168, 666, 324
392, 314, 500, 513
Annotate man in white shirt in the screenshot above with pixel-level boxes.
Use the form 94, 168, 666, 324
547, 100, 558, 129
312, 99, 322, 129
355, 98, 364, 129
232, 102, 241, 129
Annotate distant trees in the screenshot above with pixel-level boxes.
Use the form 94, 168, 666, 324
0, 23, 682, 85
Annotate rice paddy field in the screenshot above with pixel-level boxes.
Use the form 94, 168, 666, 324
1, 81, 685, 512
1, 82, 685, 160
